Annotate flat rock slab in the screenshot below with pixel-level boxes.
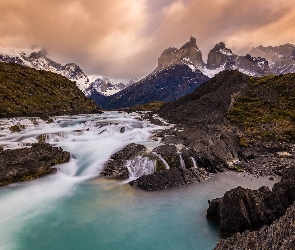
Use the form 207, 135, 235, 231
129, 167, 209, 191
0, 143, 70, 186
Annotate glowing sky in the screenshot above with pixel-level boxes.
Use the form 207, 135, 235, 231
1, 0, 295, 82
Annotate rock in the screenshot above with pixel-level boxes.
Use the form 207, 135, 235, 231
129, 167, 209, 191
207, 166, 295, 235
0, 143, 70, 186
214, 201, 295, 250
100, 143, 147, 179
152, 144, 180, 169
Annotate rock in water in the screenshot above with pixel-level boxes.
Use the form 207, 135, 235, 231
100, 143, 147, 179
0, 143, 70, 186
207, 166, 295, 235
214, 201, 295, 250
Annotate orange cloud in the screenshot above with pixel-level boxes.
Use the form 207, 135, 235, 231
0, 0, 295, 81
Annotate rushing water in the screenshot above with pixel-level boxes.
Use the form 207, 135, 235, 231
0, 113, 279, 250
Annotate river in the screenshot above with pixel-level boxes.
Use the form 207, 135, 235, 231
0, 112, 279, 250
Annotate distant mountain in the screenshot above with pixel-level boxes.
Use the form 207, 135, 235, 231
90, 64, 209, 109
0, 47, 90, 94
90, 37, 295, 109
0, 62, 101, 117
206, 42, 272, 77
85, 77, 126, 96
249, 44, 295, 74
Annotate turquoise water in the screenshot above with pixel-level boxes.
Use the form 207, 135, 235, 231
0, 113, 278, 250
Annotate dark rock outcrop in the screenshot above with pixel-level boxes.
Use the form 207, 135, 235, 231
0, 143, 70, 186
207, 166, 295, 235
129, 167, 209, 191
100, 143, 147, 179
214, 201, 295, 250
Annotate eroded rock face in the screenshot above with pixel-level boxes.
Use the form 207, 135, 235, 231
207, 166, 295, 235
214, 201, 295, 250
0, 143, 70, 186
100, 143, 147, 179
129, 167, 209, 191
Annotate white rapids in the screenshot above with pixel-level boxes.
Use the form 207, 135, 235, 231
0, 112, 162, 250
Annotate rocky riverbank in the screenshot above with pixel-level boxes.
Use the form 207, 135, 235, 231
0, 143, 70, 186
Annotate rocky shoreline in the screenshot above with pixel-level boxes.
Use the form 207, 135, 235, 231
0, 143, 70, 186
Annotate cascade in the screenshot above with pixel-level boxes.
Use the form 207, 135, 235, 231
126, 156, 155, 180
179, 154, 186, 169
191, 157, 198, 168
157, 154, 170, 169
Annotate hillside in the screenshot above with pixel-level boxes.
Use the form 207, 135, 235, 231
0, 62, 101, 117
154, 70, 295, 173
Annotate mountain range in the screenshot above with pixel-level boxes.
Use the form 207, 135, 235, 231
0, 46, 127, 96
1, 38, 295, 110
90, 37, 295, 109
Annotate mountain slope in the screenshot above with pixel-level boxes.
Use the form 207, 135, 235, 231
0, 47, 90, 93
153, 70, 295, 172
91, 64, 209, 109
0, 62, 101, 117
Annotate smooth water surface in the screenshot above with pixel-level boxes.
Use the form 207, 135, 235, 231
0, 113, 279, 250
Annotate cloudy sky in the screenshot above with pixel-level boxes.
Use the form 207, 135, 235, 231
1, 0, 295, 82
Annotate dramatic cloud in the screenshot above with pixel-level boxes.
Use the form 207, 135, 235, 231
1, 0, 295, 82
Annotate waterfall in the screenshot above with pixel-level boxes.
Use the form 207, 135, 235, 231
179, 154, 186, 169
157, 154, 170, 169
191, 157, 198, 168
126, 156, 155, 180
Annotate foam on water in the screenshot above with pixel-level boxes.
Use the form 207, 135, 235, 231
0, 112, 162, 249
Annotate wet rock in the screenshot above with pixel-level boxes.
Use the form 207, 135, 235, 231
0, 143, 70, 186
100, 143, 147, 179
152, 144, 180, 169
120, 127, 125, 133
214, 201, 295, 250
129, 167, 209, 191
207, 166, 295, 235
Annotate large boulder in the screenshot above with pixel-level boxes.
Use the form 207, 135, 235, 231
0, 143, 70, 186
214, 201, 295, 250
100, 143, 147, 179
207, 166, 295, 235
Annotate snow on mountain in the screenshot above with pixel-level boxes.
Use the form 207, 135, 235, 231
85, 77, 126, 96
0, 46, 90, 94
249, 44, 295, 75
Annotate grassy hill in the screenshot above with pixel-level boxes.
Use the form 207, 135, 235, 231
226, 73, 295, 144
0, 62, 101, 117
